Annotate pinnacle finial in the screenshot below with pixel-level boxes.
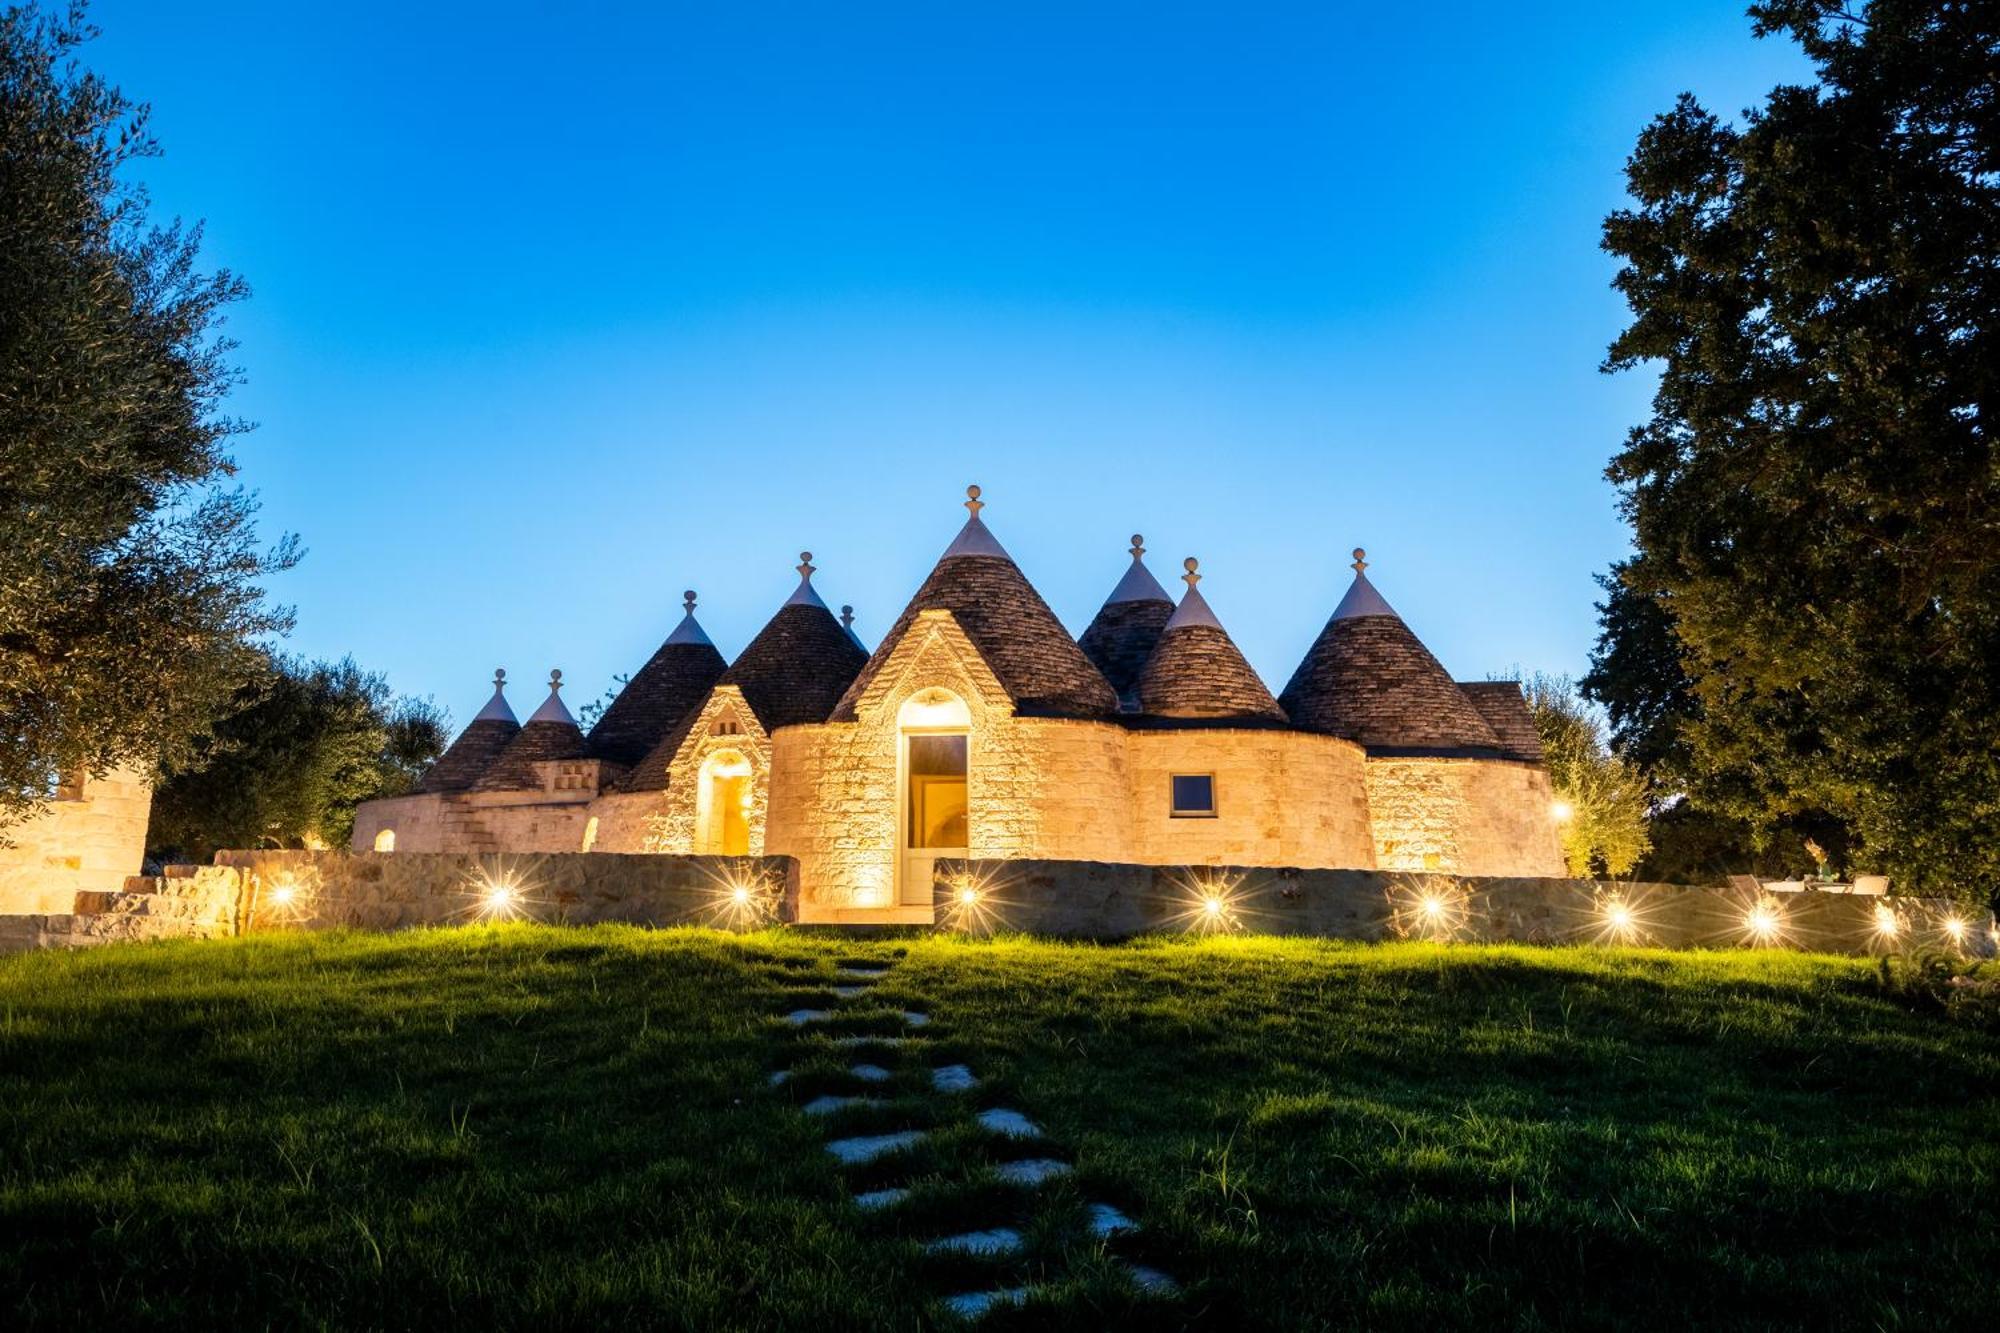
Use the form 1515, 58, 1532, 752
796, 551, 815, 581
964, 484, 984, 518
840, 604, 855, 628
548, 668, 563, 692
1351, 547, 1368, 574
493, 667, 507, 689
1130, 533, 1145, 560
1182, 556, 1201, 590
683, 589, 697, 615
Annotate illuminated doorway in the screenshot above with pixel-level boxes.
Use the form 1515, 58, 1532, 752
898, 689, 969, 906
695, 749, 753, 855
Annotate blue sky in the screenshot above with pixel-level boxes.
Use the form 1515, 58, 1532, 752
91, 2, 1807, 726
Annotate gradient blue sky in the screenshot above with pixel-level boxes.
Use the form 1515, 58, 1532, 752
92, 2, 1806, 726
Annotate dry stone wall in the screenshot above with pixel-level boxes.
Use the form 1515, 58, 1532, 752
931, 858, 1993, 958
215, 850, 795, 932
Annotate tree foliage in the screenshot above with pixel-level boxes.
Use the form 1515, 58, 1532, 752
1591, 1, 1998, 902
1520, 674, 1652, 878
147, 656, 447, 863
1, 3, 295, 827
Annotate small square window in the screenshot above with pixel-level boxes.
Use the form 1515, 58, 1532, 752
1169, 774, 1216, 818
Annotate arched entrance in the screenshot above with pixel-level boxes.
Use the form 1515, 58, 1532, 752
897, 689, 969, 906
695, 749, 753, 855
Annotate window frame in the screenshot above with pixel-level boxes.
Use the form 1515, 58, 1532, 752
1168, 772, 1218, 819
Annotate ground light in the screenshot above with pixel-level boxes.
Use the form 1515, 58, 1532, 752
706, 865, 777, 930
1550, 798, 1575, 824
1390, 877, 1469, 941
1597, 894, 1640, 944
1167, 869, 1244, 934
942, 870, 1002, 933
1744, 898, 1785, 947
1942, 915, 1967, 950
1873, 902, 1901, 944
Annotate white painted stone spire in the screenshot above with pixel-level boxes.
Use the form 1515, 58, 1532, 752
473, 668, 517, 724
1104, 533, 1172, 605
526, 669, 577, 725
785, 551, 829, 609
1331, 547, 1399, 621
663, 588, 715, 646
1163, 557, 1224, 630
840, 603, 864, 648
939, 483, 1011, 560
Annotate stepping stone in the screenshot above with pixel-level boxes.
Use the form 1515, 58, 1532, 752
901, 1011, 931, 1027
993, 1157, 1070, 1186
940, 1288, 1031, 1319
1124, 1263, 1178, 1295
837, 964, 889, 978
931, 1064, 978, 1093
803, 1094, 885, 1117
832, 985, 869, 999
853, 1187, 909, 1212
975, 1108, 1042, 1139
832, 1035, 913, 1048
1087, 1202, 1137, 1237
825, 1130, 925, 1165
784, 1009, 833, 1026
767, 1070, 792, 1086
923, 1227, 1023, 1258
850, 1063, 895, 1083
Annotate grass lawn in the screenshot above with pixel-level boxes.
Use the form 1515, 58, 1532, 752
1, 928, 1995, 1330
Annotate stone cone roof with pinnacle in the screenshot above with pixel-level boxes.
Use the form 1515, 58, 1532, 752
620, 556, 869, 792
585, 590, 728, 767
474, 670, 592, 790
1078, 534, 1175, 709
1134, 559, 1286, 721
832, 486, 1119, 720
418, 669, 521, 793
1278, 549, 1502, 752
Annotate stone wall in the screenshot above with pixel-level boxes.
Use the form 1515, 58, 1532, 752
215, 849, 794, 933
931, 858, 1995, 958
1366, 756, 1565, 878
1125, 728, 1373, 868
352, 790, 594, 856
0, 766, 152, 914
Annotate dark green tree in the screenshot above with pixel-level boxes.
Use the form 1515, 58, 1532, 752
1593, 0, 1998, 903
1, 3, 295, 827
148, 656, 447, 863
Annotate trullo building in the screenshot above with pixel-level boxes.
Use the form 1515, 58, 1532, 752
352, 487, 1565, 921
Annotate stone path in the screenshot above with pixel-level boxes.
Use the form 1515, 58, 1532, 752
764, 951, 1180, 1322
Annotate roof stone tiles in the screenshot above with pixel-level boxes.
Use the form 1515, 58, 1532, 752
1278, 552, 1503, 752
1078, 536, 1174, 707
585, 593, 728, 767
473, 672, 591, 791
1459, 681, 1545, 763
417, 669, 521, 793
832, 487, 1119, 721
1134, 560, 1285, 721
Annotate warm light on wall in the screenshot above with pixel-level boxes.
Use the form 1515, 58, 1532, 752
1744, 899, 1784, 946
1872, 902, 1900, 941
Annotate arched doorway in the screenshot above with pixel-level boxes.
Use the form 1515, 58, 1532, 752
898, 689, 969, 906
695, 749, 753, 855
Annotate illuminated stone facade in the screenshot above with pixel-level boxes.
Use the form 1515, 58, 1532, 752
0, 766, 153, 915
352, 492, 1566, 919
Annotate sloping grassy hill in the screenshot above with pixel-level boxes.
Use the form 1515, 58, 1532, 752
1, 928, 1994, 1330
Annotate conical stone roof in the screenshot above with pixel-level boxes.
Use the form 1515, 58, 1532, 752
1078, 535, 1174, 708
831, 487, 1119, 720
417, 669, 521, 794
1134, 559, 1285, 721
474, 670, 591, 790
619, 556, 869, 793
1278, 550, 1501, 751
585, 591, 728, 766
